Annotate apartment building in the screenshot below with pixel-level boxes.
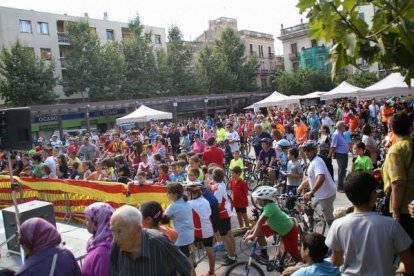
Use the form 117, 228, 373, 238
192, 17, 282, 91
0, 6, 166, 101
278, 4, 380, 74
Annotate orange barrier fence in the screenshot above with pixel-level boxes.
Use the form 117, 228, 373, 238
0, 176, 168, 221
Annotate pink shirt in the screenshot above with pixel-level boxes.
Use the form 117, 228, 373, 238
191, 141, 206, 154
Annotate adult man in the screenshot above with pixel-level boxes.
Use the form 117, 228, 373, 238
368, 100, 380, 124
320, 112, 334, 134
50, 134, 63, 149
167, 124, 181, 156
381, 101, 394, 133
77, 137, 98, 161
202, 137, 224, 168
107, 133, 126, 155
67, 138, 80, 156
297, 140, 336, 226
42, 148, 57, 177
329, 121, 348, 192
382, 112, 414, 241
326, 172, 414, 275
224, 123, 240, 153
110, 205, 191, 276
252, 124, 272, 158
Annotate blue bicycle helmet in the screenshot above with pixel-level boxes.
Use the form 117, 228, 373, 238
277, 139, 291, 148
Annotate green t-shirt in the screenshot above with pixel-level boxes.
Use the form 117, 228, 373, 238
216, 128, 226, 143
263, 202, 293, 236
353, 155, 373, 172
33, 163, 44, 178
336, 108, 343, 120
229, 158, 244, 179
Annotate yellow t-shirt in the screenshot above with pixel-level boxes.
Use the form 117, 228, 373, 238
381, 136, 414, 214
216, 128, 226, 143
229, 158, 244, 179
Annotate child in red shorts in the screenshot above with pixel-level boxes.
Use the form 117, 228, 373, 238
245, 186, 301, 262
230, 166, 249, 227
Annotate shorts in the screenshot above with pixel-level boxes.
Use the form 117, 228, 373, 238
218, 218, 231, 236
262, 223, 299, 258
179, 244, 191, 257
235, 207, 247, 213
210, 204, 219, 233
195, 236, 214, 247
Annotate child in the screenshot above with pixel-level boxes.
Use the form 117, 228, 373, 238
352, 142, 373, 173
154, 164, 169, 185
344, 125, 352, 154
188, 156, 204, 182
229, 150, 244, 179
41, 164, 57, 179
286, 147, 303, 195
165, 183, 195, 276
211, 168, 236, 266
140, 200, 177, 242
138, 153, 153, 179
82, 161, 92, 180
145, 145, 155, 168
245, 186, 300, 262
69, 162, 81, 179
223, 140, 232, 167
230, 166, 249, 227
186, 182, 216, 276
174, 160, 187, 183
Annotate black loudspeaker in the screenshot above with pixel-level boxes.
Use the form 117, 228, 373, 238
2, 200, 56, 252
0, 107, 32, 150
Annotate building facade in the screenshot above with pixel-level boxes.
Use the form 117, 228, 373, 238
278, 4, 381, 74
193, 17, 281, 91
0, 6, 166, 101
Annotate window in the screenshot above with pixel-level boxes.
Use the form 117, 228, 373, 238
291, 43, 298, 55
24, 47, 35, 55
261, 78, 267, 90
37, 22, 49, 34
106, 29, 114, 41
258, 45, 264, 57
19, 20, 32, 33
293, 62, 299, 72
359, 12, 365, 20
154, 34, 161, 45
311, 39, 318, 47
249, 44, 253, 54
268, 46, 272, 54
89, 27, 96, 34
40, 48, 52, 60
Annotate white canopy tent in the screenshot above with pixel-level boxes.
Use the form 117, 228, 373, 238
357, 72, 414, 100
290, 91, 326, 100
116, 105, 172, 125
320, 81, 361, 100
252, 91, 300, 108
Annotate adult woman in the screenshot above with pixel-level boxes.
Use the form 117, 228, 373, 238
82, 202, 114, 276
318, 124, 334, 180
57, 154, 69, 179
16, 218, 81, 276
361, 123, 378, 165
129, 141, 143, 176
191, 134, 206, 154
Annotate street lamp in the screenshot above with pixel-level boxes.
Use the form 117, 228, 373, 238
85, 104, 91, 133
173, 101, 178, 123
203, 97, 208, 118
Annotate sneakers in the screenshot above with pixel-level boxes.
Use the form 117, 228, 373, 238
223, 255, 237, 266
212, 243, 225, 252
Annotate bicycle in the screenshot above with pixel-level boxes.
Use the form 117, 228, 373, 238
225, 235, 298, 275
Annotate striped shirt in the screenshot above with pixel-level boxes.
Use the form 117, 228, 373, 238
110, 229, 191, 276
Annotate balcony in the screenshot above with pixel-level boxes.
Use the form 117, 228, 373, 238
289, 52, 298, 61
57, 32, 70, 44
268, 53, 274, 59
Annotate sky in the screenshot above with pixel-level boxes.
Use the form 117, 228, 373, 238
0, 0, 304, 53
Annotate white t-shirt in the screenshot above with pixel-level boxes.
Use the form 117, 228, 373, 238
321, 116, 334, 133
225, 130, 240, 153
368, 104, 379, 119
212, 182, 233, 218
44, 156, 57, 176
307, 156, 336, 199
326, 212, 412, 276
188, 196, 214, 239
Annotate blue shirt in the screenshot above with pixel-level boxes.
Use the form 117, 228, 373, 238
292, 261, 341, 276
165, 198, 194, 246
278, 151, 288, 171
308, 116, 320, 130
331, 130, 348, 154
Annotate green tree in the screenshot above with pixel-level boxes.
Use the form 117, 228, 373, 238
297, 0, 414, 84
0, 41, 57, 106
63, 20, 101, 101
157, 26, 197, 96
196, 27, 259, 93
122, 15, 158, 98
334, 70, 380, 88
273, 69, 335, 95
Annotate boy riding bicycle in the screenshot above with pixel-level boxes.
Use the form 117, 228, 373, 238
245, 186, 301, 262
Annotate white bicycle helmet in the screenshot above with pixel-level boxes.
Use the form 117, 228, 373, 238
251, 186, 278, 201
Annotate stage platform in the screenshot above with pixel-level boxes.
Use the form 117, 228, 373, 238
0, 212, 89, 271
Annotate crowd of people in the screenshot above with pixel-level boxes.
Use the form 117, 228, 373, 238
0, 96, 414, 275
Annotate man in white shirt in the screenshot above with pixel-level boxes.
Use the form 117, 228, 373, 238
368, 100, 380, 124
297, 140, 336, 226
320, 112, 334, 134
326, 172, 414, 275
224, 123, 240, 153
42, 148, 57, 177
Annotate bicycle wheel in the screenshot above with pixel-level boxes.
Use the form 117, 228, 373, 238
239, 238, 251, 256
244, 170, 258, 191
312, 213, 326, 235
224, 262, 265, 276
250, 185, 263, 210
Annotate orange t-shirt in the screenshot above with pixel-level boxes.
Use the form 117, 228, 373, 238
159, 225, 178, 242
294, 123, 308, 145
349, 116, 360, 133
276, 123, 285, 136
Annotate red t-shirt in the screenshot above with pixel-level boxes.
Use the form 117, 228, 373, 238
202, 146, 224, 168
67, 144, 80, 155
230, 178, 248, 208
